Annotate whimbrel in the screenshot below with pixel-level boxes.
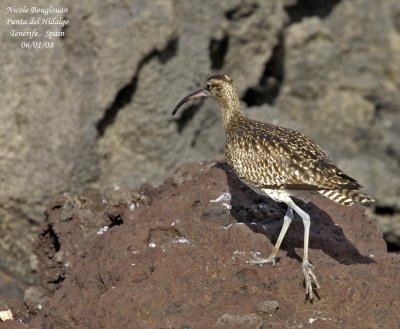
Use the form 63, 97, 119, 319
172, 74, 373, 300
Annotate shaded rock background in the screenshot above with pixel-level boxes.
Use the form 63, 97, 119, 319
1, 0, 400, 298
1, 162, 400, 328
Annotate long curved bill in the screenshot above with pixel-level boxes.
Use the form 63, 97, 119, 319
172, 89, 209, 115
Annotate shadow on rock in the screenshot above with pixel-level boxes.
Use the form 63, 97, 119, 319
215, 162, 374, 266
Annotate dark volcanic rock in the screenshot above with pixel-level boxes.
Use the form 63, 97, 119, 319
7, 162, 400, 328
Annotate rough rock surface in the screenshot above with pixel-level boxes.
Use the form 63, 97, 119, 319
1, 0, 400, 292
3, 162, 400, 328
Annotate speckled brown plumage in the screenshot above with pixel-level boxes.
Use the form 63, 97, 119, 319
226, 117, 354, 188
224, 116, 372, 204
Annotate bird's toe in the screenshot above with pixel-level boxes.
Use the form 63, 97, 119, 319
302, 260, 320, 300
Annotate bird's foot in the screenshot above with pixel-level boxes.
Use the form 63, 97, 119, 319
247, 254, 277, 267
302, 260, 320, 300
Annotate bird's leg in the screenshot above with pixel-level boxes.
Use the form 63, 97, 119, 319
284, 197, 320, 300
247, 207, 293, 266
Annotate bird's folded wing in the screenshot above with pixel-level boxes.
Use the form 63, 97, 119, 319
227, 123, 361, 190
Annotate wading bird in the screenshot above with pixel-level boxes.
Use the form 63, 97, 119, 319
172, 74, 373, 300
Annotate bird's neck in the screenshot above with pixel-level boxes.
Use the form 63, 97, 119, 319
217, 95, 245, 130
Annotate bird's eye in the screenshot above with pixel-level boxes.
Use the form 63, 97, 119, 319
205, 82, 211, 91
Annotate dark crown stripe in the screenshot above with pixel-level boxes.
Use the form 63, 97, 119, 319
208, 74, 231, 82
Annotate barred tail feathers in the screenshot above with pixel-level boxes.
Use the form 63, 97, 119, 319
319, 189, 374, 206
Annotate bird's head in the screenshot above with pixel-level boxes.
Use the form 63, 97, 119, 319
172, 74, 238, 115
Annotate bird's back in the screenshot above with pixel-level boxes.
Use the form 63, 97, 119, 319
225, 117, 373, 205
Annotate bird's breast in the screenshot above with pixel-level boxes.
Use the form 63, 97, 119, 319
224, 137, 278, 187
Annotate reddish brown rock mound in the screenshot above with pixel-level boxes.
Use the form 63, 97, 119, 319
5, 162, 400, 328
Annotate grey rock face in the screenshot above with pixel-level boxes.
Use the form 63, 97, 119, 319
96, 0, 284, 189
1, 0, 399, 285
0, 0, 179, 282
